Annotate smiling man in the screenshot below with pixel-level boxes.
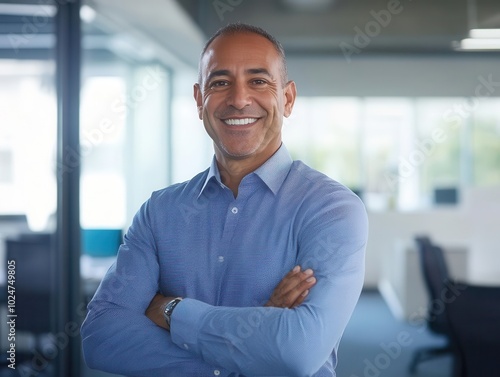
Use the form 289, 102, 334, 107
81, 23, 368, 377
195, 27, 296, 196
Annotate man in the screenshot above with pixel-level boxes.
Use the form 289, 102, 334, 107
81, 23, 368, 377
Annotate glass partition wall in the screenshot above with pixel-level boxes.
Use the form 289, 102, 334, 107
0, 2, 61, 377
79, 3, 175, 377
0, 2, 175, 376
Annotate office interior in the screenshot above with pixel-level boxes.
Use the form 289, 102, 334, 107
0, 0, 499, 376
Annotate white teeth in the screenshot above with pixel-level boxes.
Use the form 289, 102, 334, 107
224, 118, 257, 126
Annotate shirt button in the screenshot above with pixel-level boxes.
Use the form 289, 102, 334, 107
218, 256, 224, 263
231, 207, 238, 214
214, 370, 220, 376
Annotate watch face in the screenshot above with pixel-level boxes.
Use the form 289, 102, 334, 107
164, 298, 182, 325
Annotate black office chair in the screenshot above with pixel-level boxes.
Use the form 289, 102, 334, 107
3, 233, 55, 367
409, 236, 453, 374
446, 281, 500, 377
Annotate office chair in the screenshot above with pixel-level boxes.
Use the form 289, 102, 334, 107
446, 278, 500, 376
409, 236, 453, 374
4, 233, 54, 365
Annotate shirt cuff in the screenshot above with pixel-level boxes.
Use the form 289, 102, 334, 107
170, 298, 212, 355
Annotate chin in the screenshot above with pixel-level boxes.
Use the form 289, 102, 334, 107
219, 142, 258, 157
224, 150, 256, 160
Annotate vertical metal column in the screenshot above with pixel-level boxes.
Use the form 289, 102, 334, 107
165, 66, 173, 186
55, 1, 82, 376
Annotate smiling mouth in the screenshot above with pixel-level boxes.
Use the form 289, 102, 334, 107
223, 118, 258, 126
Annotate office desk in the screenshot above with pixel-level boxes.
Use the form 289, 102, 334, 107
379, 239, 468, 322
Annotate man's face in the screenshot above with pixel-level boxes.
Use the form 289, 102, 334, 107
194, 32, 296, 162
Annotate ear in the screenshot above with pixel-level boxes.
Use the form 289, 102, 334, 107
283, 80, 297, 118
193, 83, 203, 120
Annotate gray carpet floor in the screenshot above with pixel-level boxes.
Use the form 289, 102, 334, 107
336, 290, 453, 377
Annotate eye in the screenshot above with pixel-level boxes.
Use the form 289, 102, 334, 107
209, 80, 229, 89
251, 79, 267, 85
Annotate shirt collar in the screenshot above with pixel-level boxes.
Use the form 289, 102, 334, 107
198, 144, 293, 197
253, 144, 293, 195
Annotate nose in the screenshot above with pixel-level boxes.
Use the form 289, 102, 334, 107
226, 81, 252, 109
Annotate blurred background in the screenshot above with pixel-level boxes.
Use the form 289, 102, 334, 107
0, 0, 499, 376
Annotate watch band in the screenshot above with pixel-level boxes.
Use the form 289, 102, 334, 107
163, 297, 183, 329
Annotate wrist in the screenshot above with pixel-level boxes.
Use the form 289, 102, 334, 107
163, 297, 183, 331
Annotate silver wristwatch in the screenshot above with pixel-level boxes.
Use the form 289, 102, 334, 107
163, 297, 182, 329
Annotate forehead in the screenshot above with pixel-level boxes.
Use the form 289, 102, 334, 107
201, 33, 281, 77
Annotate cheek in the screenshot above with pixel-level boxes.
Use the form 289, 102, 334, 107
203, 95, 224, 118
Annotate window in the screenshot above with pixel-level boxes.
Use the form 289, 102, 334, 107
283, 96, 500, 211
0, 60, 57, 230
80, 75, 127, 228
415, 99, 463, 206
284, 97, 361, 190
472, 99, 500, 187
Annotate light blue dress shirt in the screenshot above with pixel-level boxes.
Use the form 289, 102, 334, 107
81, 144, 368, 377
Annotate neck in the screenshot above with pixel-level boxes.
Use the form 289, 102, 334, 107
215, 145, 281, 197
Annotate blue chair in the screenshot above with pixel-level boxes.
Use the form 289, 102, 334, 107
81, 228, 122, 257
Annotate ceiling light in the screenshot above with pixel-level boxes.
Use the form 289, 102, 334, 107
454, 27, 500, 51
469, 28, 500, 39
459, 38, 500, 50
282, 0, 335, 11
80, 5, 96, 23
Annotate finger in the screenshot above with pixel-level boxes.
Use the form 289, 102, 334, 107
274, 267, 313, 295
277, 268, 315, 297
267, 266, 302, 300
290, 275, 317, 308
285, 275, 316, 307
270, 274, 316, 308
290, 289, 309, 308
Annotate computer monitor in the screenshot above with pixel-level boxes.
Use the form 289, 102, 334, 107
434, 187, 459, 205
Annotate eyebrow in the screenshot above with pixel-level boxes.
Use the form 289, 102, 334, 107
206, 68, 274, 83
247, 68, 273, 78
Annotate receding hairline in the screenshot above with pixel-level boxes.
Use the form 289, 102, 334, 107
197, 23, 288, 86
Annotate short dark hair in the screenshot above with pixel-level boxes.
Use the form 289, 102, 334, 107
198, 22, 288, 87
